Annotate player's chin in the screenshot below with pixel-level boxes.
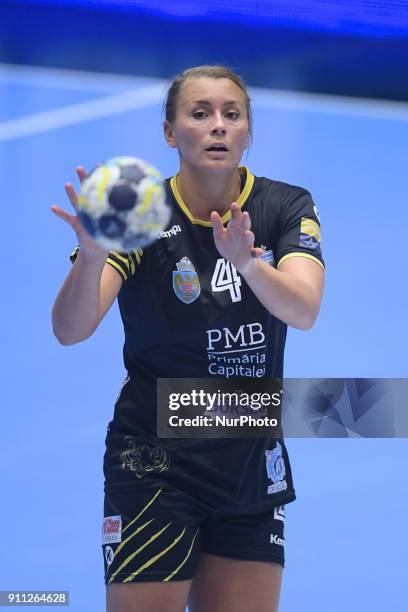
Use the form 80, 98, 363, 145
199, 155, 239, 170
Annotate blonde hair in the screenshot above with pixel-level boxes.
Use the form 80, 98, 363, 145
164, 65, 252, 143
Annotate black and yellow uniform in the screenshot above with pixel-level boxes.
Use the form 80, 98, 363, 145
73, 167, 324, 582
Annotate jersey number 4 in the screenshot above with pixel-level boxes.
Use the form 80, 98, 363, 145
211, 259, 242, 303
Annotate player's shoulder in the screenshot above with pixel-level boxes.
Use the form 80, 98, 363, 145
248, 172, 313, 219
252, 174, 311, 201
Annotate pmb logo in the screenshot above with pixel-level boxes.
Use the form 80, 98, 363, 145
206, 323, 265, 351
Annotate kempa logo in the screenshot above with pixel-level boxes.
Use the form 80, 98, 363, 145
160, 225, 181, 238
105, 545, 114, 566
270, 534, 285, 546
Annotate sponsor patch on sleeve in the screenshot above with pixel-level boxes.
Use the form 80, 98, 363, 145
259, 247, 275, 267
299, 217, 322, 253
102, 515, 122, 544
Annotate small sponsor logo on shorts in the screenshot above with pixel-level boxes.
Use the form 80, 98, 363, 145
104, 545, 114, 566
274, 506, 285, 522
267, 481, 287, 494
270, 534, 285, 547
102, 515, 122, 544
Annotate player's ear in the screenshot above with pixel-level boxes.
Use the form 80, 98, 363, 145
163, 120, 177, 148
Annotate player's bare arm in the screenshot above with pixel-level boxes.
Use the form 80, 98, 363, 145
51, 167, 123, 345
212, 202, 324, 330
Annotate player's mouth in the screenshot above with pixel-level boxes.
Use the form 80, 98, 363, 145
205, 144, 229, 152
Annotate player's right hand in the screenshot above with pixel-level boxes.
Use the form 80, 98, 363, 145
51, 166, 109, 259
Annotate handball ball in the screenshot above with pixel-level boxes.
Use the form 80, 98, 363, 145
77, 156, 171, 251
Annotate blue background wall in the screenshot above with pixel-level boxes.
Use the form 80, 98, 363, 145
2, 0, 408, 100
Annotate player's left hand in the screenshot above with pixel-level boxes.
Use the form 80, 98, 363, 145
211, 203, 264, 275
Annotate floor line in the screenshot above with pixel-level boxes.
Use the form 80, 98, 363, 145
2, 63, 408, 142
0, 84, 166, 141
0, 62, 164, 93
251, 87, 408, 122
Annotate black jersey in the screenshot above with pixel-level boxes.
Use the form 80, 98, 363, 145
71, 167, 324, 510
106, 166, 323, 382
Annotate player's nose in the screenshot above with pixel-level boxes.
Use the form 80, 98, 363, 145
210, 111, 227, 134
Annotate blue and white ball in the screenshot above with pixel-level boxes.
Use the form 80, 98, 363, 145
77, 156, 170, 250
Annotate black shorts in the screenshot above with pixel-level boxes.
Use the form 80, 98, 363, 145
102, 484, 286, 584
102, 376, 295, 584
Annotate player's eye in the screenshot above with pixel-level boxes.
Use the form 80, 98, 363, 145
226, 111, 240, 120
192, 111, 207, 119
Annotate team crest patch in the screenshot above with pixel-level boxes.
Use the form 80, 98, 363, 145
265, 442, 288, 495
173, 257, 201, 304
299, 217, 322, 253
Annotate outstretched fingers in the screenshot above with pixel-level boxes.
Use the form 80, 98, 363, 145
251, 246, 265, 257
51, 165, 93, 233
240, 210, 251, 232
64, 182, 79, 211
76, 166, 88, 183
211, 204, 252, 243
64, 166, 88, 211
50, 204, 76, 227
211, 202, 257, 272
211, 211, 226, 240
227, 204, 250, 233
243, 229, 255, 249
227, 202, 241, 229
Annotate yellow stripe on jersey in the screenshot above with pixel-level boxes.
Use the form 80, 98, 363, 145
133, 249, 143, 267
163, 528, 200, 581
277, 252, 325, 269
170, 166, 254, 227
108, 249, 143, 279
70, 245, 143, 281
106, 259, 128, 282
122, 526, 188, 583
106, 251, 130, 281
129, 253, 136, 276
111, 251, 130, 268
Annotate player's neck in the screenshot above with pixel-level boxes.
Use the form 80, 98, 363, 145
176, 167, 241, 221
